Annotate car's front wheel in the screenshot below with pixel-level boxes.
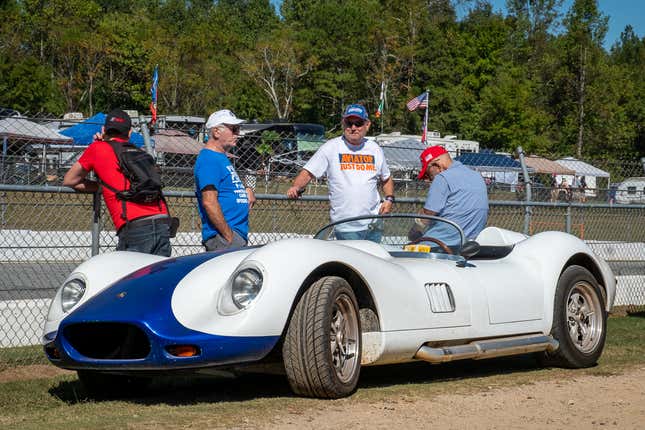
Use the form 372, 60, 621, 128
283, 276, 361, 398
541, 265, 607, 368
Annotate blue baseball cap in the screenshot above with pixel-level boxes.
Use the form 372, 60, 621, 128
342, 104, 369, 120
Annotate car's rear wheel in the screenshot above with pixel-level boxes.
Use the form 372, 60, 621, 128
541, 265, 607, 368
283, 276, 361, 398
77, 370, 151, 398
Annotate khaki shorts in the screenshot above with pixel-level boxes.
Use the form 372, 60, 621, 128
204, 230, 247, 252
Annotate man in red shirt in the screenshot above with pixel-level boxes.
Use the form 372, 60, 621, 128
63, 109, 172, 256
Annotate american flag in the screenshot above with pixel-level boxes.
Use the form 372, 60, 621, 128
406, 92, 428, 111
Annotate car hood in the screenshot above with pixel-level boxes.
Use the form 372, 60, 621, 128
59, 248, 259, 336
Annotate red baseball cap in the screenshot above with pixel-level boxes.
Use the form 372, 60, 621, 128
418, 145, 448, 179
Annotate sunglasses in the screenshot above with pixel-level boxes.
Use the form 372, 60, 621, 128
344, 119, 365, 128
223, 124, 240, 134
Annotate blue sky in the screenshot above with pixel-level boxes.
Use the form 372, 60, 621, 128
271, 1, 643, 51
455, 0, 644, 50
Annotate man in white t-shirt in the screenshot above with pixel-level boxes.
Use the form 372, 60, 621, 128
287, 104, 394, 241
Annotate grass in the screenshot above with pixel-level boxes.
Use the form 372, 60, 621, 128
0, 313, 643, 430
1, 177, 644, 243
0, 345, 48, 371
2, 187, 643, 242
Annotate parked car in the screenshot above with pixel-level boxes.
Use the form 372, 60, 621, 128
0, 107, 22, 118
232, 122, 325, 175
43, 214, 615, 398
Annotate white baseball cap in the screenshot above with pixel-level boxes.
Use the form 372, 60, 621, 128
205, 109, 246, 129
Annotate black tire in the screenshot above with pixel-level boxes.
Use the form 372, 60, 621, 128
283, 276, 361, 398
77, 370, 151, 398
541, 265, 607, 368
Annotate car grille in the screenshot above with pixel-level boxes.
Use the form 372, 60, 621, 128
64, 323, 151, 360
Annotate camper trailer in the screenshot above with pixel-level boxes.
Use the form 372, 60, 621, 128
375, 132, 479, 157
615, 177, 645, 204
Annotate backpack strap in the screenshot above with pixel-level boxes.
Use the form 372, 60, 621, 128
102, 139, 130, 222
101, 139, 168, 223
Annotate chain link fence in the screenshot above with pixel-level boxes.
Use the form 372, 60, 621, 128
1, 112, 644, 369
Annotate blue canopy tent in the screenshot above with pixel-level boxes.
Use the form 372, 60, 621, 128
456, 151, 532, 189
60, 113, 145, 147
455, 151, 524, 171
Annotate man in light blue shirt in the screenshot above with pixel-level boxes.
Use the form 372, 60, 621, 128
411, 146, 488, 247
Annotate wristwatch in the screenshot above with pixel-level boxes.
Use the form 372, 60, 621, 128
384, 195, 395, 203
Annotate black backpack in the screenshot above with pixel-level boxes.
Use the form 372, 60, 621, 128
103, 140, 163, 204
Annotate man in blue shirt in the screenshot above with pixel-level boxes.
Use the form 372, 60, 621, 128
194, 109, 256, 251
410, 145, 488, 247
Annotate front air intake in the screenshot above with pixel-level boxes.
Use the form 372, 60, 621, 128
64, 323, 151, 360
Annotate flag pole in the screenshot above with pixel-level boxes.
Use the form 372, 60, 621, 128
379, 81, 385, 134
422, 90, 429, 145
376, 80, 385, 134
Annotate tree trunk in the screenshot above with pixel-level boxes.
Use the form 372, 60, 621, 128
576, 46, 587, 159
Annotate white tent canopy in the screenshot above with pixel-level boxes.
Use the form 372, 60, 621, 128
554, 157, 611, 196
0, 117, 73, 147
555, 157, 610, 178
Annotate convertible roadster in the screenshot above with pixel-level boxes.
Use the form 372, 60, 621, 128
43, 214, 615, 398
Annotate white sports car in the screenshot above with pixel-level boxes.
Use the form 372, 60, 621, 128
43, 214, 616, 398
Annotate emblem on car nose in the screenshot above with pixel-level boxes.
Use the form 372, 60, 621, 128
116, 292, 127, 299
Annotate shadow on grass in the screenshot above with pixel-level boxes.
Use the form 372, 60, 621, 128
48, 354, 543, 405
359, 354, 542, 390
49, 371, 294, 405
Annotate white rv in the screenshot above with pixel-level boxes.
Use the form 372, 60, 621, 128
375, 131, 479, 157
615, 177, 645, 204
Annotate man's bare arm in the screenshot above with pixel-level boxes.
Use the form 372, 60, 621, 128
62, 162, 98, 192
202, 186, 234, 242
379, 176, 395, 214
421, 208, 437, 217
286, 169, 315, 198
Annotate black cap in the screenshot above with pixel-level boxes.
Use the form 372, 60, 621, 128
104, 109, 132, 137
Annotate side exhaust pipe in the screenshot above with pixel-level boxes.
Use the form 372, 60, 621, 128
415, 334, 559, 364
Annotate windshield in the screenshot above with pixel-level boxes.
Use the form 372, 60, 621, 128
314, 214, 466, 255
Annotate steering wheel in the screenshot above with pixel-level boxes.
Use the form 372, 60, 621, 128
404, 236, 453, 255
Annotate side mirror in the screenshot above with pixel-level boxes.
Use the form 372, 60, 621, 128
460, 240, 480, 259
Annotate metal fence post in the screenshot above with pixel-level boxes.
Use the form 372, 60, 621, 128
517, 146, 532, 235
139, 116, 154, 155
565, 205, 572, 234
91, 191, 101, 256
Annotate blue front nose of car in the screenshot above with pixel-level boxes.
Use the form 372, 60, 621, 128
45, 253, 279, 370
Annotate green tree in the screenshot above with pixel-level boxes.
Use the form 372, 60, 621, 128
560, 0, 608, 157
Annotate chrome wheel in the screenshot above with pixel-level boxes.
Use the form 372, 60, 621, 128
330, 293, 360, 383
283, 276, 362, 398
566, 280, 603, 354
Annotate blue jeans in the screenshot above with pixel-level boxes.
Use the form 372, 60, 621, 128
334, 228, 382, 243
117, 218, 172, 257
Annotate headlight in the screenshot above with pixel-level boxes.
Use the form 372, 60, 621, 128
61, 278, 86, 312
231, 268, 263, 309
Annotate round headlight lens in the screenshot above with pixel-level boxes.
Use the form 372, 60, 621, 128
61, 279, 86, 312
231, 268, 263, 309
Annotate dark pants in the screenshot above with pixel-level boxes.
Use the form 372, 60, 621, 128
204, 230, 247, 252
117, 217, 172, 257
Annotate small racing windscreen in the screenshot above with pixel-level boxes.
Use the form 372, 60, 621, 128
314, 214, 465, 255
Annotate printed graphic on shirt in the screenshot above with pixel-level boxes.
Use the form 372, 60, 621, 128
227, 165, 248, 204
338, 153, 376, 171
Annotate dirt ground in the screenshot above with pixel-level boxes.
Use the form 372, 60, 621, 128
0, 364, 73, 383
2, 365, 644, 429
272, 366, 645, 429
